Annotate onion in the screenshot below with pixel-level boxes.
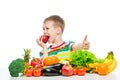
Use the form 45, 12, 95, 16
62, 63, 73, 76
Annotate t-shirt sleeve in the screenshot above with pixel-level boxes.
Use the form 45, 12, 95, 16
68, 41, 74, 51
39, 51, 43, 58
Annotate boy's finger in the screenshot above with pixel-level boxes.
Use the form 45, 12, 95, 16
83, 35, 87, 43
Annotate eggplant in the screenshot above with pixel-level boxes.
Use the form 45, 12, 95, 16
44, 63, 64, 70
41, 67, 61, 76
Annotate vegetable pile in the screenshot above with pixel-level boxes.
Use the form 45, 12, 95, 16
8, 49, 117, 77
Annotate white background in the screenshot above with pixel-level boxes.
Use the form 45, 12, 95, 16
0, 0, 120, 77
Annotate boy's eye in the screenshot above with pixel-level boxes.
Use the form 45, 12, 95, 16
46, 27, 49, 30
43, 27, 45, 30
43, 27, 49, 30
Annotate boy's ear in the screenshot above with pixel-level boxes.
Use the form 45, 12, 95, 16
56, 27, 62, 34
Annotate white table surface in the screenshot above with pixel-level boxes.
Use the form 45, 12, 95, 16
1, 66, 120, 80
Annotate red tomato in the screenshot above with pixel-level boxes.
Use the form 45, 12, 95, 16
73, 68, 78, 75
77, 68, 86, 76
33, 68, 41, 77
62, 64, 73, 76
25, 69, 33, 77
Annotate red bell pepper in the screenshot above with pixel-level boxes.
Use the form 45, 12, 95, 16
31, 57, 44, 68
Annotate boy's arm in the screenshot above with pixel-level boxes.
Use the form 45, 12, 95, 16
71, 42, 90, 52
71, 35, 90, 51
42, 47, 48, 60
71, 43, 83, 52
36, 36, 48, 60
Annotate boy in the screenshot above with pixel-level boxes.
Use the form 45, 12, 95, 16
36, 15, 90, 60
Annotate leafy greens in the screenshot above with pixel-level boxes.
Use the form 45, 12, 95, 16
69, 49, 97, 68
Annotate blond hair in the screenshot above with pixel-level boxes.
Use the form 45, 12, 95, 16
44, 15, 65, 33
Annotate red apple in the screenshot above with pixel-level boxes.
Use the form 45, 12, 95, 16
40, 35, 49, 43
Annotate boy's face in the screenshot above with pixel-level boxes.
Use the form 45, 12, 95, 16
43, 20, 61, 43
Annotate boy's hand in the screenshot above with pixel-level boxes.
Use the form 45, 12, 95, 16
36, 36, 47, 49
36, 36, 48, 59
82, 35, 90, 50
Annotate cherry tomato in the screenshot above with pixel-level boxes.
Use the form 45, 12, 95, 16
33, 68, 41, 77
77, 68, 86, 76
25, 69, 33, 77
73, 68, 78, 75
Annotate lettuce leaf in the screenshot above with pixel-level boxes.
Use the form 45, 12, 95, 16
69, 49, 97, 68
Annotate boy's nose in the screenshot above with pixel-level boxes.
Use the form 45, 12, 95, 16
43, 30, 47, 34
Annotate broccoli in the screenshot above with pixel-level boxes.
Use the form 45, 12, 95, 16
8, 58, 25, 77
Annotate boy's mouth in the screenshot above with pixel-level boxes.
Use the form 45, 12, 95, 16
46, 35, 50, 39
46, 35, 50, 41
41, 35, 50, 43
